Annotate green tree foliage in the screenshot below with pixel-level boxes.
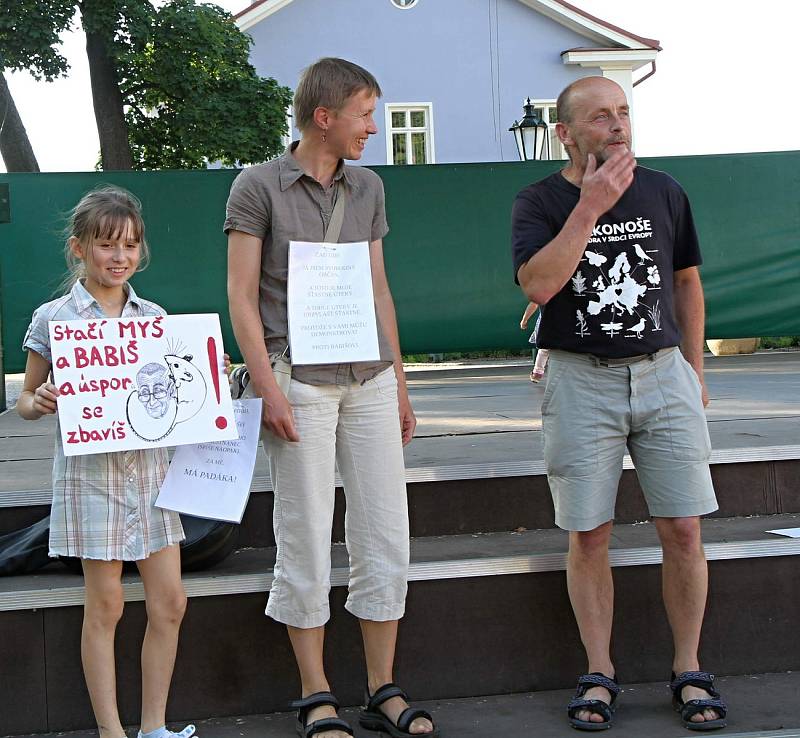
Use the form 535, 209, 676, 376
0, 0, 75, 171
1, 0, 291, 171
124, 0, 291, 169
80, 0, 154, 168
0, 0, 74, 79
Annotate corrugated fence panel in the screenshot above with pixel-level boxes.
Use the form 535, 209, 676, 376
1, 152, 798, 372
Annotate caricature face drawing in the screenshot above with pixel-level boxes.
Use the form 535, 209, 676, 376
136, 363, 175, 419
165, 354, 207, 424
126, 361, 178, 441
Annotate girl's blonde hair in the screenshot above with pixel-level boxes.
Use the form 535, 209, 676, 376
61, 186, 150, 293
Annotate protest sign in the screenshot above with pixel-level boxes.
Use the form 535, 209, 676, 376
287, 240, 380, 365
156, 399, 262, 523
49, 314, 237, 456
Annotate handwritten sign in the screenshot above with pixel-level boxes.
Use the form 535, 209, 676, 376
287, 240, 380, 365
156, 399, 262, 523
49, 314, 237, 456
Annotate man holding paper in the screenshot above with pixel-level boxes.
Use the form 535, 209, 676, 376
225, 58, 436, 738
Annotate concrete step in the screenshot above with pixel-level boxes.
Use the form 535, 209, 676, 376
2, 515, 799, 733
2, 513, 798, 611
4, 672, 799, 738
2, 446, 799, 544
3, 353, 799, 542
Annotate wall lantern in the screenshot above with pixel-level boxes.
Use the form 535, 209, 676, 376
509, 98, 550, 161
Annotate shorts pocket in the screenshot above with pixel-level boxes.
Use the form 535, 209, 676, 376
540, 361, 565, 416
659, 355, 711, 462
542, 363, 599, 476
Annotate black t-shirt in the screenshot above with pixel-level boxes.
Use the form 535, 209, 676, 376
511, 166, 702, 358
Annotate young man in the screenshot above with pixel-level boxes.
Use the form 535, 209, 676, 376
512, 76, 727, 732
225, 58, 436, 738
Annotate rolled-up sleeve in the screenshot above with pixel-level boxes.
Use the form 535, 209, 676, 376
223, 168, 270, 239
371, 175, 389, 242
22, 306, 53, 363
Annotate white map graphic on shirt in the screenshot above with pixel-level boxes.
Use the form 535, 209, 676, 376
572, 218, 661, 339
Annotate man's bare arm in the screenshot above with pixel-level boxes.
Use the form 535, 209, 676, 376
517, 150, 636, 304
227, 230, 299, 441
673, 266, 709, 407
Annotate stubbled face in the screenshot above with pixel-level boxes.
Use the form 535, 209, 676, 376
75, 218, 141, 292
558, 79, 632, 167
137, 368, 173, 419
326, 88, 378, 161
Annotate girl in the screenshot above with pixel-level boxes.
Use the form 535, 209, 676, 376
520, 300, 550, 382
18, 187, 195, 738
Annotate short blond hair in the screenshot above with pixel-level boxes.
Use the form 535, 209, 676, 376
293, 58, 382, 132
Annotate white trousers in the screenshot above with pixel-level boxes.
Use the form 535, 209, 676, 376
248, 368, 409, 628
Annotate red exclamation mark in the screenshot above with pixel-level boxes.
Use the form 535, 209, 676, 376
207, 337, 227, 429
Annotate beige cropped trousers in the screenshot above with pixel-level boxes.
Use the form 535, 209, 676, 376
247, 367, 409, 628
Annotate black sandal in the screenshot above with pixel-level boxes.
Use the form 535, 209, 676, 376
567, 673, 620, 731
670, 671, 727, 731
289, 691, 353, 737
359, 682, 440, 737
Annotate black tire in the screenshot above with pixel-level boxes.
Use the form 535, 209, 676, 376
0, 516, 52, 576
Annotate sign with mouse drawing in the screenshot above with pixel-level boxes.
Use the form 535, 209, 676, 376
48, 314, 237, 456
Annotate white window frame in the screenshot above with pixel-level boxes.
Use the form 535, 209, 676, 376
528, 99, 568, 161
384, 103, 436, 165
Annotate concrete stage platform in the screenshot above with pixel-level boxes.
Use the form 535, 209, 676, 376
7, 672, 800, 738
403, 349, 800, 467
1, 351, 798, 735
2, 351, 799, 507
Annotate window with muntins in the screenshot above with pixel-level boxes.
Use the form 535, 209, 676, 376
386, 104, 433, 165
530, 101, 568, 161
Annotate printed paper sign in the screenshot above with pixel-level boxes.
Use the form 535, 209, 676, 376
156, 399, 262, 523
287, 240, 380, 365
49, 314, 237, 456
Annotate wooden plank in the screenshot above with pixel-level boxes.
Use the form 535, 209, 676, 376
0, 409, 56, 438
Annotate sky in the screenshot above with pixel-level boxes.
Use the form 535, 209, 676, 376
2, 0, 799, 172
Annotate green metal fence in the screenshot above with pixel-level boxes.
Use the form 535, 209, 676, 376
1, 152, 798, 373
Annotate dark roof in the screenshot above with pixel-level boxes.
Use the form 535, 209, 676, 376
551, 0, 661, 50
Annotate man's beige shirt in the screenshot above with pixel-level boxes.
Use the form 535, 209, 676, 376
224, 143, 393, 385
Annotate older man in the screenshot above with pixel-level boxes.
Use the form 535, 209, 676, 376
512, 76, 727, 731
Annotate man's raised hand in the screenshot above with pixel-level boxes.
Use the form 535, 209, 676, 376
580, 150, 636, 218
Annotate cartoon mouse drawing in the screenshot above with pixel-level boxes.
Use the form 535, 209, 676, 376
165, 353, 207, 424
126, 350, 208, 442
